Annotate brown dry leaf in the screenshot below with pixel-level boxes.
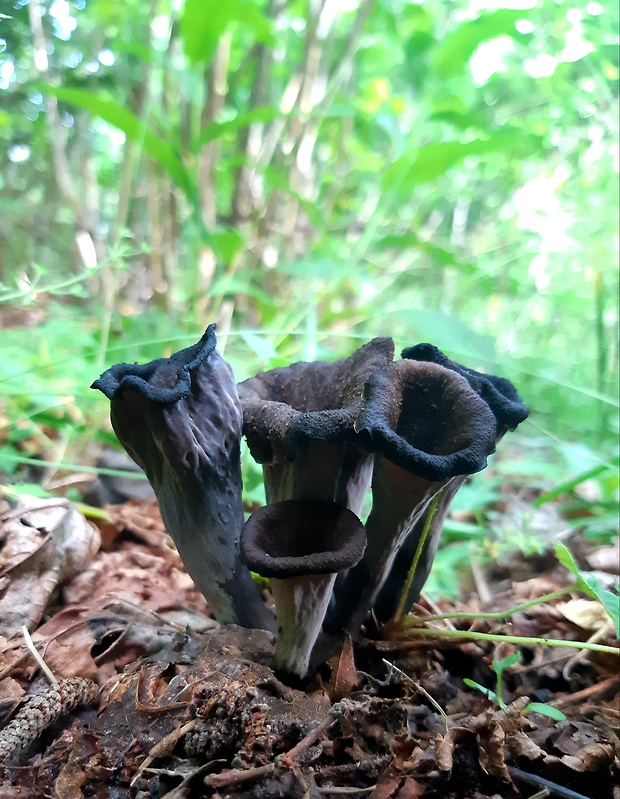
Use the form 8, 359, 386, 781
0, 677, 25, 704
0, 496, 100, 637
35, 613, 100, 682
369, 776, 406, 799
97, 499, 166, 551
332, 634, 358, 700
53, 753, 87, 799
435, 729, 456, 772
370, 776, 426, 799
556, 599, 610, 631
505, 729, 545, 762
476, 720, 511, 782
63, 548, 209, 619
553, 721, 606, 756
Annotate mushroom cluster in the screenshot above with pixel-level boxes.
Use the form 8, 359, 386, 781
93, 327, 527, 680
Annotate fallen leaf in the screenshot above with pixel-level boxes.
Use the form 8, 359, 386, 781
0, 496, 100, 637
332, 634, 358, 700
556, 599, 610, 631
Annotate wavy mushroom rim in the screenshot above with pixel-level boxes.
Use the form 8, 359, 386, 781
401, 343, 529, 430
91, 325, 217, 404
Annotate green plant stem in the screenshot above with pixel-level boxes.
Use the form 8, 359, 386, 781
391, 626, 619, 655
0, 453, 148, 480
394, 489, 443, 622
73, 502, 110, 521
403, 588, 574, 625
533, 462, 615, 507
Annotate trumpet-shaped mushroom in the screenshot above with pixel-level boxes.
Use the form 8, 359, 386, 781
368, 345, 529, 623
240, 500, 366, 679
91, 326, 275, 631
328, 358, 500, 633
238, 337, 394, 509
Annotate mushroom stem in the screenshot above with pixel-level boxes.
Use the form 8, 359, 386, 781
270, 574, 337, 679
372, 476, 466, 623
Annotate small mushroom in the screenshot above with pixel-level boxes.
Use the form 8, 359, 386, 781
240, 500, 366, 679
91, 326, 275, 631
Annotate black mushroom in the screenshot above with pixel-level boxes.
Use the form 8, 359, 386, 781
237, 337, 395, 510
328, 358, 499, 633
369, 345, 529, 624
91, 325, 275, 632
237, 337, 528, 637
240, 500, 366, 679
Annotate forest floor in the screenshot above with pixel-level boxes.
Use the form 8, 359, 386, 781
0, 480, 618, 799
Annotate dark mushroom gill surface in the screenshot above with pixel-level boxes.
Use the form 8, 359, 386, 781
92, 326, 274, 631
240, 500, 367, 578
238, 338, 527, 636
368, 347, 529, 624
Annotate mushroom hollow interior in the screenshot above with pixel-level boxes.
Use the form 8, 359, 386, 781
240, 500, 367, 578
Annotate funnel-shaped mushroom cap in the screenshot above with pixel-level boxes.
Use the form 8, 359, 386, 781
355, 348, 529, 625
241, 501, 366, 679
238, 338, 393, 509
239, 339, 394, 466
241, 500, 367, 577
329, 359, 501, 633
402, 344, 529, 432
91, 326, 274, 632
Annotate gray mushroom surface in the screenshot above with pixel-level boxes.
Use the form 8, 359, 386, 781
241, 500, 366, 679
329, 358, 499, 632
92, 325, 275, 631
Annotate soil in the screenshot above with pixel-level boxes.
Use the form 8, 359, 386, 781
0, 497, 618, 799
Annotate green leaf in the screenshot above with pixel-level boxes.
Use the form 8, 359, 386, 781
554, 542, 620, 637
463, 678, 497, 701
533, 460, 619, 507
196, 106, 282, 149
432, 9, 531, 78
209, 228, 245, 263
1, 482, 54, 499
523, 702, 567, 721
377, 231, 472, 270
37, 85, 196, 200
181, 0, 272, 66
382, 133, 542, 197
493, 652, 521, 671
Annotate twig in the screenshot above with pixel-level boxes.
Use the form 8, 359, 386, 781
204, 702, 343, 789
130, 719, 199, 787
562, 622, 615, 680
317, 788, 376, 795
381, 658, 448, 731
403, 588, 574, 626
551, 674, 619, 708
21, 626, 58, 688
507, 765, 592, 799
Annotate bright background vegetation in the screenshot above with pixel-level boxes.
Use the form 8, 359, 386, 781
1, 0, 618, 595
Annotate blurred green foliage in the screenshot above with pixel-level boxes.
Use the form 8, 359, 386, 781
0, 0, 617, 587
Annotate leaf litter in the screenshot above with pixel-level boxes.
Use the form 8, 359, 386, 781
0, 493, 617, 799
